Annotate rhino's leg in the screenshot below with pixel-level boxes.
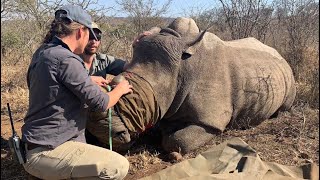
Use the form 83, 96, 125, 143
160, 123, 216, 154
279, 85, 296, 111
270, 84, 296, 118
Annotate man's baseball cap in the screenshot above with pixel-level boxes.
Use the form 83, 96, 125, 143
92, 22, 102, 34
90, 22, 102, 41
55, 5, 98, 41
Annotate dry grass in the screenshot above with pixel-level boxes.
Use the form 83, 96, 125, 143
127, 150, 162, 173
1, 65, 29, 121
292, 47, 319, 108
2, 105, 318, 179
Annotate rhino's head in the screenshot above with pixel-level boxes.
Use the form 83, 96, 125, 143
127, 28, 207, 117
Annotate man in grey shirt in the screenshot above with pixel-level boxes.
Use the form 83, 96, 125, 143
80, 22, 129, 146
22, 5, 132, 180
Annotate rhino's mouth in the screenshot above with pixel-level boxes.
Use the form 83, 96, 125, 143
111, 123, 141, 152
113, 129, 131, 143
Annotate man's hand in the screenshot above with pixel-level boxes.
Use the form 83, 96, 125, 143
113, 80, 133, 95
106, 79, 133, 109
91, 76, 110, 87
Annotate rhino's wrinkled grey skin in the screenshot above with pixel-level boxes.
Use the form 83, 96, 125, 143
88, 17, 296, 154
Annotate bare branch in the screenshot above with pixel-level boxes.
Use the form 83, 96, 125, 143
116, 0, 173, 33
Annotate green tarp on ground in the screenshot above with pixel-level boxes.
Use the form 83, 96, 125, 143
140, 138, 319, 180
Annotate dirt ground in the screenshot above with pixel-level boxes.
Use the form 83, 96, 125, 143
1, 104, 319, 180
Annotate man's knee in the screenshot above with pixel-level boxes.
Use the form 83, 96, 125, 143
97, 156, 129, 180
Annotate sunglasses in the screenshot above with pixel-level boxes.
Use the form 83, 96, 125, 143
89, 32, 102, 41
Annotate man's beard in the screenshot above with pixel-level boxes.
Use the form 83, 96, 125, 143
84, 47, 97, 55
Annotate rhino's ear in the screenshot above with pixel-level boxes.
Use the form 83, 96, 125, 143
182, 29, 206, 60
181, 46, 195, 60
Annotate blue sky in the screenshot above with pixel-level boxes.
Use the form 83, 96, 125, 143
169, 0, 217, 17
101, 0, 217, 17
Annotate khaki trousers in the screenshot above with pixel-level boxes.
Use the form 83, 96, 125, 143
23, 141, 129, 180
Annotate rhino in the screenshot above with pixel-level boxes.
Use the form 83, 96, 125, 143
86, 17, 296, 155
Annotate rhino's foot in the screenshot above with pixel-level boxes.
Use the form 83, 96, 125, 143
161, 124, 216, 154
270, 110, 280, 119
27, 174, 41, 180
168, 151, 183, 162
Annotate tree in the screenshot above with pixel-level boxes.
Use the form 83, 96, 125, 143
1, 0, 112, 65
274, 0, 319, 79
217, 0, 274, 41
116, 0, 172, 33
186, 6, 232, 40
1, 0, 16, 20
271, 0, 319, 107
66, 0, 114, 22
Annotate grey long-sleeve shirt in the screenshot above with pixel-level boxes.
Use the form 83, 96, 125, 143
22, 36, 109, 149
88, 53, 126, 77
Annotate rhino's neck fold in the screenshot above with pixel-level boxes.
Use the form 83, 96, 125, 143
116, 72, 161, 133
127, 63, 180, 119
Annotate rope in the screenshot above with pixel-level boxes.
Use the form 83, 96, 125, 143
106, 85, 112, 151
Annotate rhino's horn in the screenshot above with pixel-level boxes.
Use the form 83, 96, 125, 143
160, 28, 181, 38
186, 29, 207, 47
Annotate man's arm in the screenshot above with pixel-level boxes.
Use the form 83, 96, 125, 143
58, 57, 109, 111
58, 57, 132, 111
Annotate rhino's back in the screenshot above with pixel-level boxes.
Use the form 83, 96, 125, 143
227, 43, 294, 125
226, 37, 283, 59
184, 33, 295, 130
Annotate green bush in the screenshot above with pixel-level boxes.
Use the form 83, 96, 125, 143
1, 31, 23, 59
